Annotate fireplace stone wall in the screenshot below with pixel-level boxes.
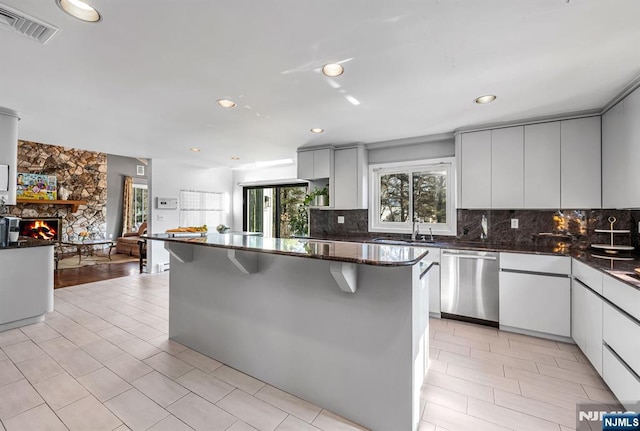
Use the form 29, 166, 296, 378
7, 141, 107, 242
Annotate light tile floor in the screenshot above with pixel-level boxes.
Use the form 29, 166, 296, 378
0, 272, 620, 431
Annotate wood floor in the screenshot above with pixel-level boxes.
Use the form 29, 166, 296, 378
54, 261, 140, 289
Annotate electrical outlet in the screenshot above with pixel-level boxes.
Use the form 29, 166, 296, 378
157, 215, 164, 222
511, 218, 519, 229
337, 216, 345, 224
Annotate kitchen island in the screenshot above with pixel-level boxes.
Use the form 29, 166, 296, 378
145, 233, 431, 431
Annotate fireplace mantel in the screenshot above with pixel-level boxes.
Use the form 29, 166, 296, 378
16, 198, 88, 213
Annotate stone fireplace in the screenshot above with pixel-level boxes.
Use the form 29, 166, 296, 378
19, 217, 62, 242
7, 141, 107, 242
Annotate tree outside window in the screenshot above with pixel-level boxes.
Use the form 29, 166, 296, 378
370, 159, 455, 235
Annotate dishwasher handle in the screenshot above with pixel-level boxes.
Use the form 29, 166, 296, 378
441, 252, 497, 261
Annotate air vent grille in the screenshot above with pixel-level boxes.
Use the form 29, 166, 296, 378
0, 3, 58, 44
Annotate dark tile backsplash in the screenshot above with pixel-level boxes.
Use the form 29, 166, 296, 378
310, 208, 638, 251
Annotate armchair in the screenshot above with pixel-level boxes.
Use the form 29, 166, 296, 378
115, 222, 147, 257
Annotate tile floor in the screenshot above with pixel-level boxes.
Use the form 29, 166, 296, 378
0, 272, 620, 431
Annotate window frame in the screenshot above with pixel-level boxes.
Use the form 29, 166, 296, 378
368, 157, 456, 236
242, 183, 309, 238
131, 183, 148, 228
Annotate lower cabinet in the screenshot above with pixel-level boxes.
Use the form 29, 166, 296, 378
499, 253, 571, 338
421, 247, 441, 316
602, 346, 640, 411
499, 271, 571, 337
571, 279, 603, 374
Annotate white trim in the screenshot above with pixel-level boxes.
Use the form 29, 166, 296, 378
368, 157, 456, 236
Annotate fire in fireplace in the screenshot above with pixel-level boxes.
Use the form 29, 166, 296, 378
19, 217, 62, 241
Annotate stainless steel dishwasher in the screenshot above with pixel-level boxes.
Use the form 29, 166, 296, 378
440, 249, 499, 326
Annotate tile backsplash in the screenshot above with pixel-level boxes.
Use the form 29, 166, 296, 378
310, 208, 638, 250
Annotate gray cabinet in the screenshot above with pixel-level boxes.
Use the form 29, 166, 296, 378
603, 87, 640, 208
459, 130, 492, 209
499, 253, 571, 338
560, 117, 601, 209
571, 261, 603, 375
491, 126, 523, 209
297, 148, 333, 180
458, 116, 601, 210
0, 108, 19, 205
524, 122, 560, 208
333, 146, 368, 210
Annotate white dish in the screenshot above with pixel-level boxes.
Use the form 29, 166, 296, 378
594, 229, 631, 233
590, 253, 635, 261
591, 244, 635, 251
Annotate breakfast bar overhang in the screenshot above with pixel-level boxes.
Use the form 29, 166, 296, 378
145, 233, 431, 431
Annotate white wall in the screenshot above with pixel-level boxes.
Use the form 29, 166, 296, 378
231, 165, 298, 230
148, 159, 233, 272
367, 138, 454, 165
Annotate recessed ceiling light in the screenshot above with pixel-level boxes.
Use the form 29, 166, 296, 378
56, 0, 101, 22
190, 148, 201, 152
310, 128, 324, 134
231, 157, 240, 160
217, 99, 237, 108
322, 63, 344, 77
474, 95, 497, 104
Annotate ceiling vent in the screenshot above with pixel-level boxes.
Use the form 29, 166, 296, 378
0, 3, 58, 44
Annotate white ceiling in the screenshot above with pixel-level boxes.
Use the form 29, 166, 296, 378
0, 0, 638, 168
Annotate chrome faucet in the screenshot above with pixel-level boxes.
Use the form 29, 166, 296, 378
412, 218, 421, 241
429, 227, 434, 242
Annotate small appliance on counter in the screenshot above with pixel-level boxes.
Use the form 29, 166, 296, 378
0, 216, 20, 247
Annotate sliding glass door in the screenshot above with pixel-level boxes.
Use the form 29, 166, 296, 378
243, 184, 308, 238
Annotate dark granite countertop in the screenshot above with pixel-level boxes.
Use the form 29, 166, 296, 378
362, 238, 640, 289
307, 235, 640, 290
145, 233, 430, 266
0, 239, 56, 250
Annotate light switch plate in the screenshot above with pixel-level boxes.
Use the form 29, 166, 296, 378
511, 218, 519, 229
337, 216, 345, 224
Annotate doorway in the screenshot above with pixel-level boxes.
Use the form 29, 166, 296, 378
243, 184, 308, 238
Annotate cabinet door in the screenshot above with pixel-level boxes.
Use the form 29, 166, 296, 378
602, 101, 628, 208
603, 347, 640, 411
560, 117, 601, 209
571, 279, 587, 353
623, 88, 640, 207
297, 150, 315, 180
460, 131, 491, 209
313, 148, 332, 179
491, 126, 524, 208
584, 288, 603, 375
499, 271, 571, 337
334, 148, 358, 209
524, 122, 560, 208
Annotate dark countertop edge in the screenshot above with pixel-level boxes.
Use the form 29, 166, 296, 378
0, 241, 55, 250
145, 235, 430, 267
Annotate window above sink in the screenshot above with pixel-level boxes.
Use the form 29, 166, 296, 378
368, 157, 456, 236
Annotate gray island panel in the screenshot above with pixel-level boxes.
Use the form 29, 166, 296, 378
146, 234, 431, 431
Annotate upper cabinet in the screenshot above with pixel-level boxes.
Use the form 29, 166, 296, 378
0, 107, 19, 205
560, 117, 601, 209
333, 146, 368, 210
458, 116, 602, 210
297, 147, 333, 180
603, 87, 640, 208
459, 130, 492, 208
491, 126, 524, 209
297, 145, 368, 210
524, 122, 560, 208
